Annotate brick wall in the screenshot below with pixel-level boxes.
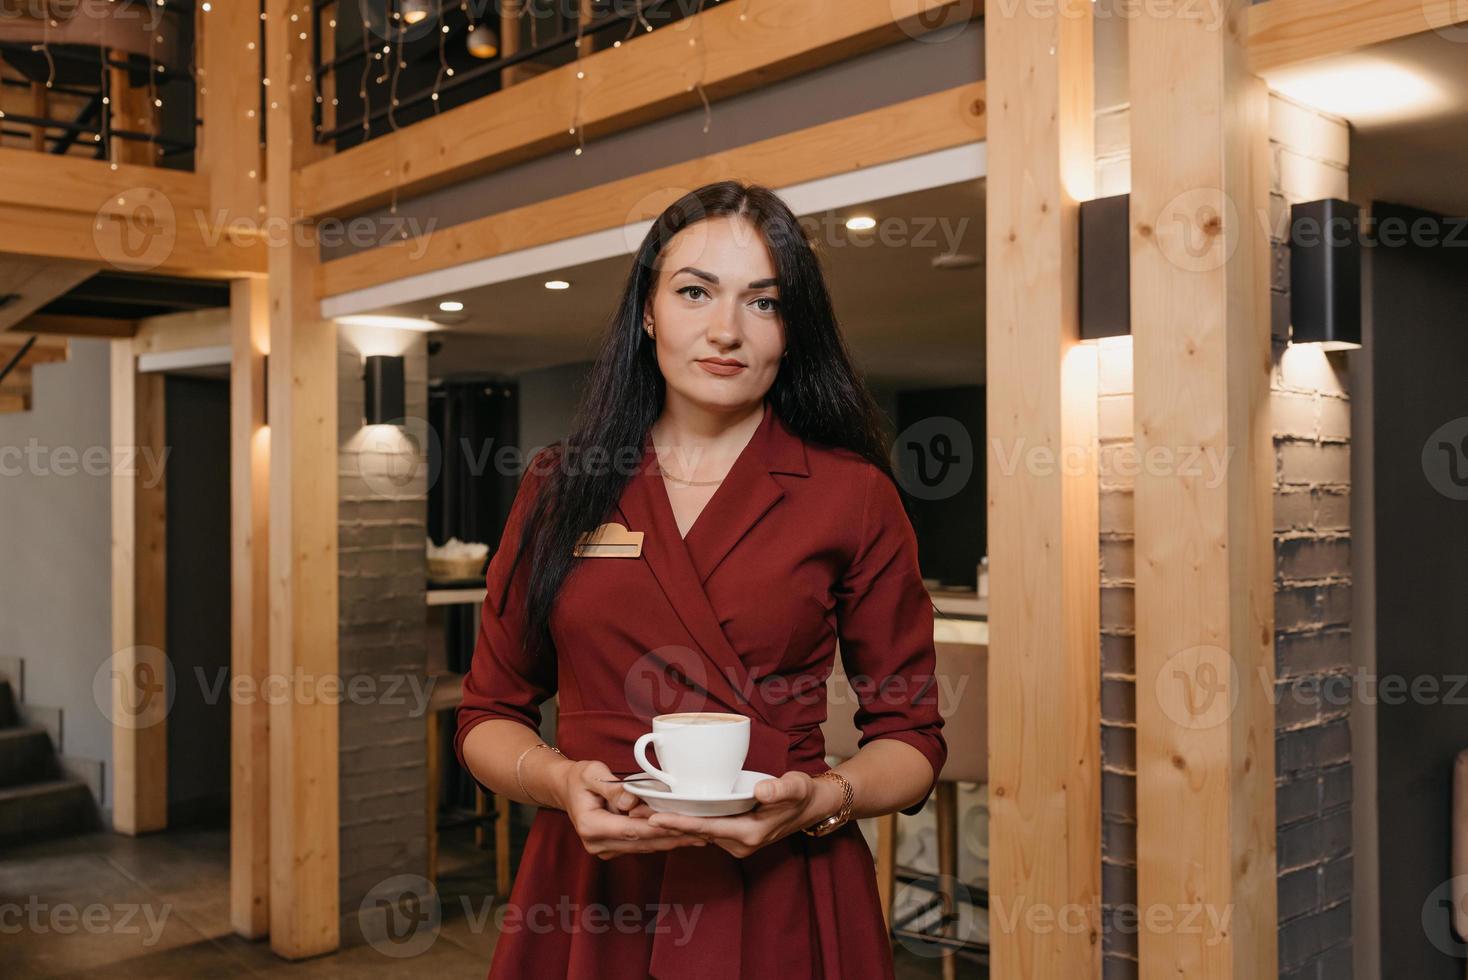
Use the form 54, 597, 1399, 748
1268, 92, 1354, 980
1093, 92, 1353, 979
335, 324, 431, 946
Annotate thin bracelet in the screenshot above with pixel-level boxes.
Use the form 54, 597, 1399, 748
515, 741, 565, 807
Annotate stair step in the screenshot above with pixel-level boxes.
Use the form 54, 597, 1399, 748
0, 726, 58, 788
0, 779, 98, 846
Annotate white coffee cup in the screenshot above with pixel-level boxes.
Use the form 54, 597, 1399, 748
632, 712, 750, 796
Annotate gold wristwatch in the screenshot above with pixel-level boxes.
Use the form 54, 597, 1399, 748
802, 770, 854, 837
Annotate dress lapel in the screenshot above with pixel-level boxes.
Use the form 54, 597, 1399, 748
615, 400, 809, 727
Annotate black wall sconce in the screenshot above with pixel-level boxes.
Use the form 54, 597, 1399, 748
364, 354, 406, 425
1288, 198, 1362, 349
1079, 194, 1131, 341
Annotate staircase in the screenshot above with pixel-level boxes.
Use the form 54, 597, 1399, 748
0, 334, 69, 414
0, 663, 98, 846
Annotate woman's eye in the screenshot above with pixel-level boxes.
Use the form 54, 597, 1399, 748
752, 297, 780, 313
677, 285, 708, 301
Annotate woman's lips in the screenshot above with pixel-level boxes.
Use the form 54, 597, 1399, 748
696, 359, 746, 377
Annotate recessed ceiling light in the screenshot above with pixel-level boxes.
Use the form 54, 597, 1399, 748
545, 280, 571, 290
846, 216, 877, 231
438, 300, 464, 312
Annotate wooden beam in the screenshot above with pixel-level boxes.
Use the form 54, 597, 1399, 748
1248, 0, 1468, 72
985, 0, 1100, 975
0, 202, 265, 280
0, 257, 100, 332
134, 308, 232, 356
293, 0, 982, 220
230, 277, 271, 940
198, 0, 265, 226
318, 81, 987, 299
110, 344, 169, 835
13, 314, 138, 339
265, 0, 340, 959
1130, 1, 1277, 977
0, 148, 211, 218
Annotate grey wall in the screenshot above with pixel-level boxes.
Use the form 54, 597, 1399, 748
1367, 202, 1468, 980
0, 338, 114, 790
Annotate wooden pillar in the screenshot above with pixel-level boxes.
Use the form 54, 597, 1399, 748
265, 0, 339, 959
230, 278, 271, 939
110, 343, 169, 835
501, 0, 526, 87
1129, 1, 1277, 977
985, 0, 1101, 976
199, 0, 265, 227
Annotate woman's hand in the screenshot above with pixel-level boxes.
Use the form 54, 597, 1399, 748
553, 758, 711, 860
642, 770, 842, 858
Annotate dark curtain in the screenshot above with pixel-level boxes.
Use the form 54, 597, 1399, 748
428, 377, 519, 810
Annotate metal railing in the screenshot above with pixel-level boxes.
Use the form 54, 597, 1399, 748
311, 0, 703, 149
0, 0, 200, 166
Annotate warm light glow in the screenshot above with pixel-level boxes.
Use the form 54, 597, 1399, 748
438, 300, 464, 312
845, 216, 877, 231
1267, 59, 1448, 125
468, 24, 498, 59
544, 280, 571, 290
336, 314, 441, 333
1291, 339, 1361, 352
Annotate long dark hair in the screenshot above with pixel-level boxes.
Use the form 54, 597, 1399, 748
513, 180, 896, 658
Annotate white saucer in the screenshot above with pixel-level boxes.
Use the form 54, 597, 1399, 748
622, 770, 776, 817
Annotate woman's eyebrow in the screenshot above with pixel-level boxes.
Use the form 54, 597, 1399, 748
673, 266, 778, 289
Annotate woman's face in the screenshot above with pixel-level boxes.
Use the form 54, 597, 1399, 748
643, 215, 786, 413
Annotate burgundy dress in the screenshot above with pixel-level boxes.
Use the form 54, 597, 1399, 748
455, 398, 947, 980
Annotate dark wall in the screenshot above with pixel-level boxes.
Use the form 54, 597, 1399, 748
1371, 202, 1468, 978
164, 375, 232, 827
895, 385, 985, 589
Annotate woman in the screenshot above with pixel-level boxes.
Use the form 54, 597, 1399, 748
455, 180, 947, 979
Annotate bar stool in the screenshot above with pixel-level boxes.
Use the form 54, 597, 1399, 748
821, 641, 988, 979
426, 672, 512, 896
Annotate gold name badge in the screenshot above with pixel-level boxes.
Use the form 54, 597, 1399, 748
573, 521, 644, 558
